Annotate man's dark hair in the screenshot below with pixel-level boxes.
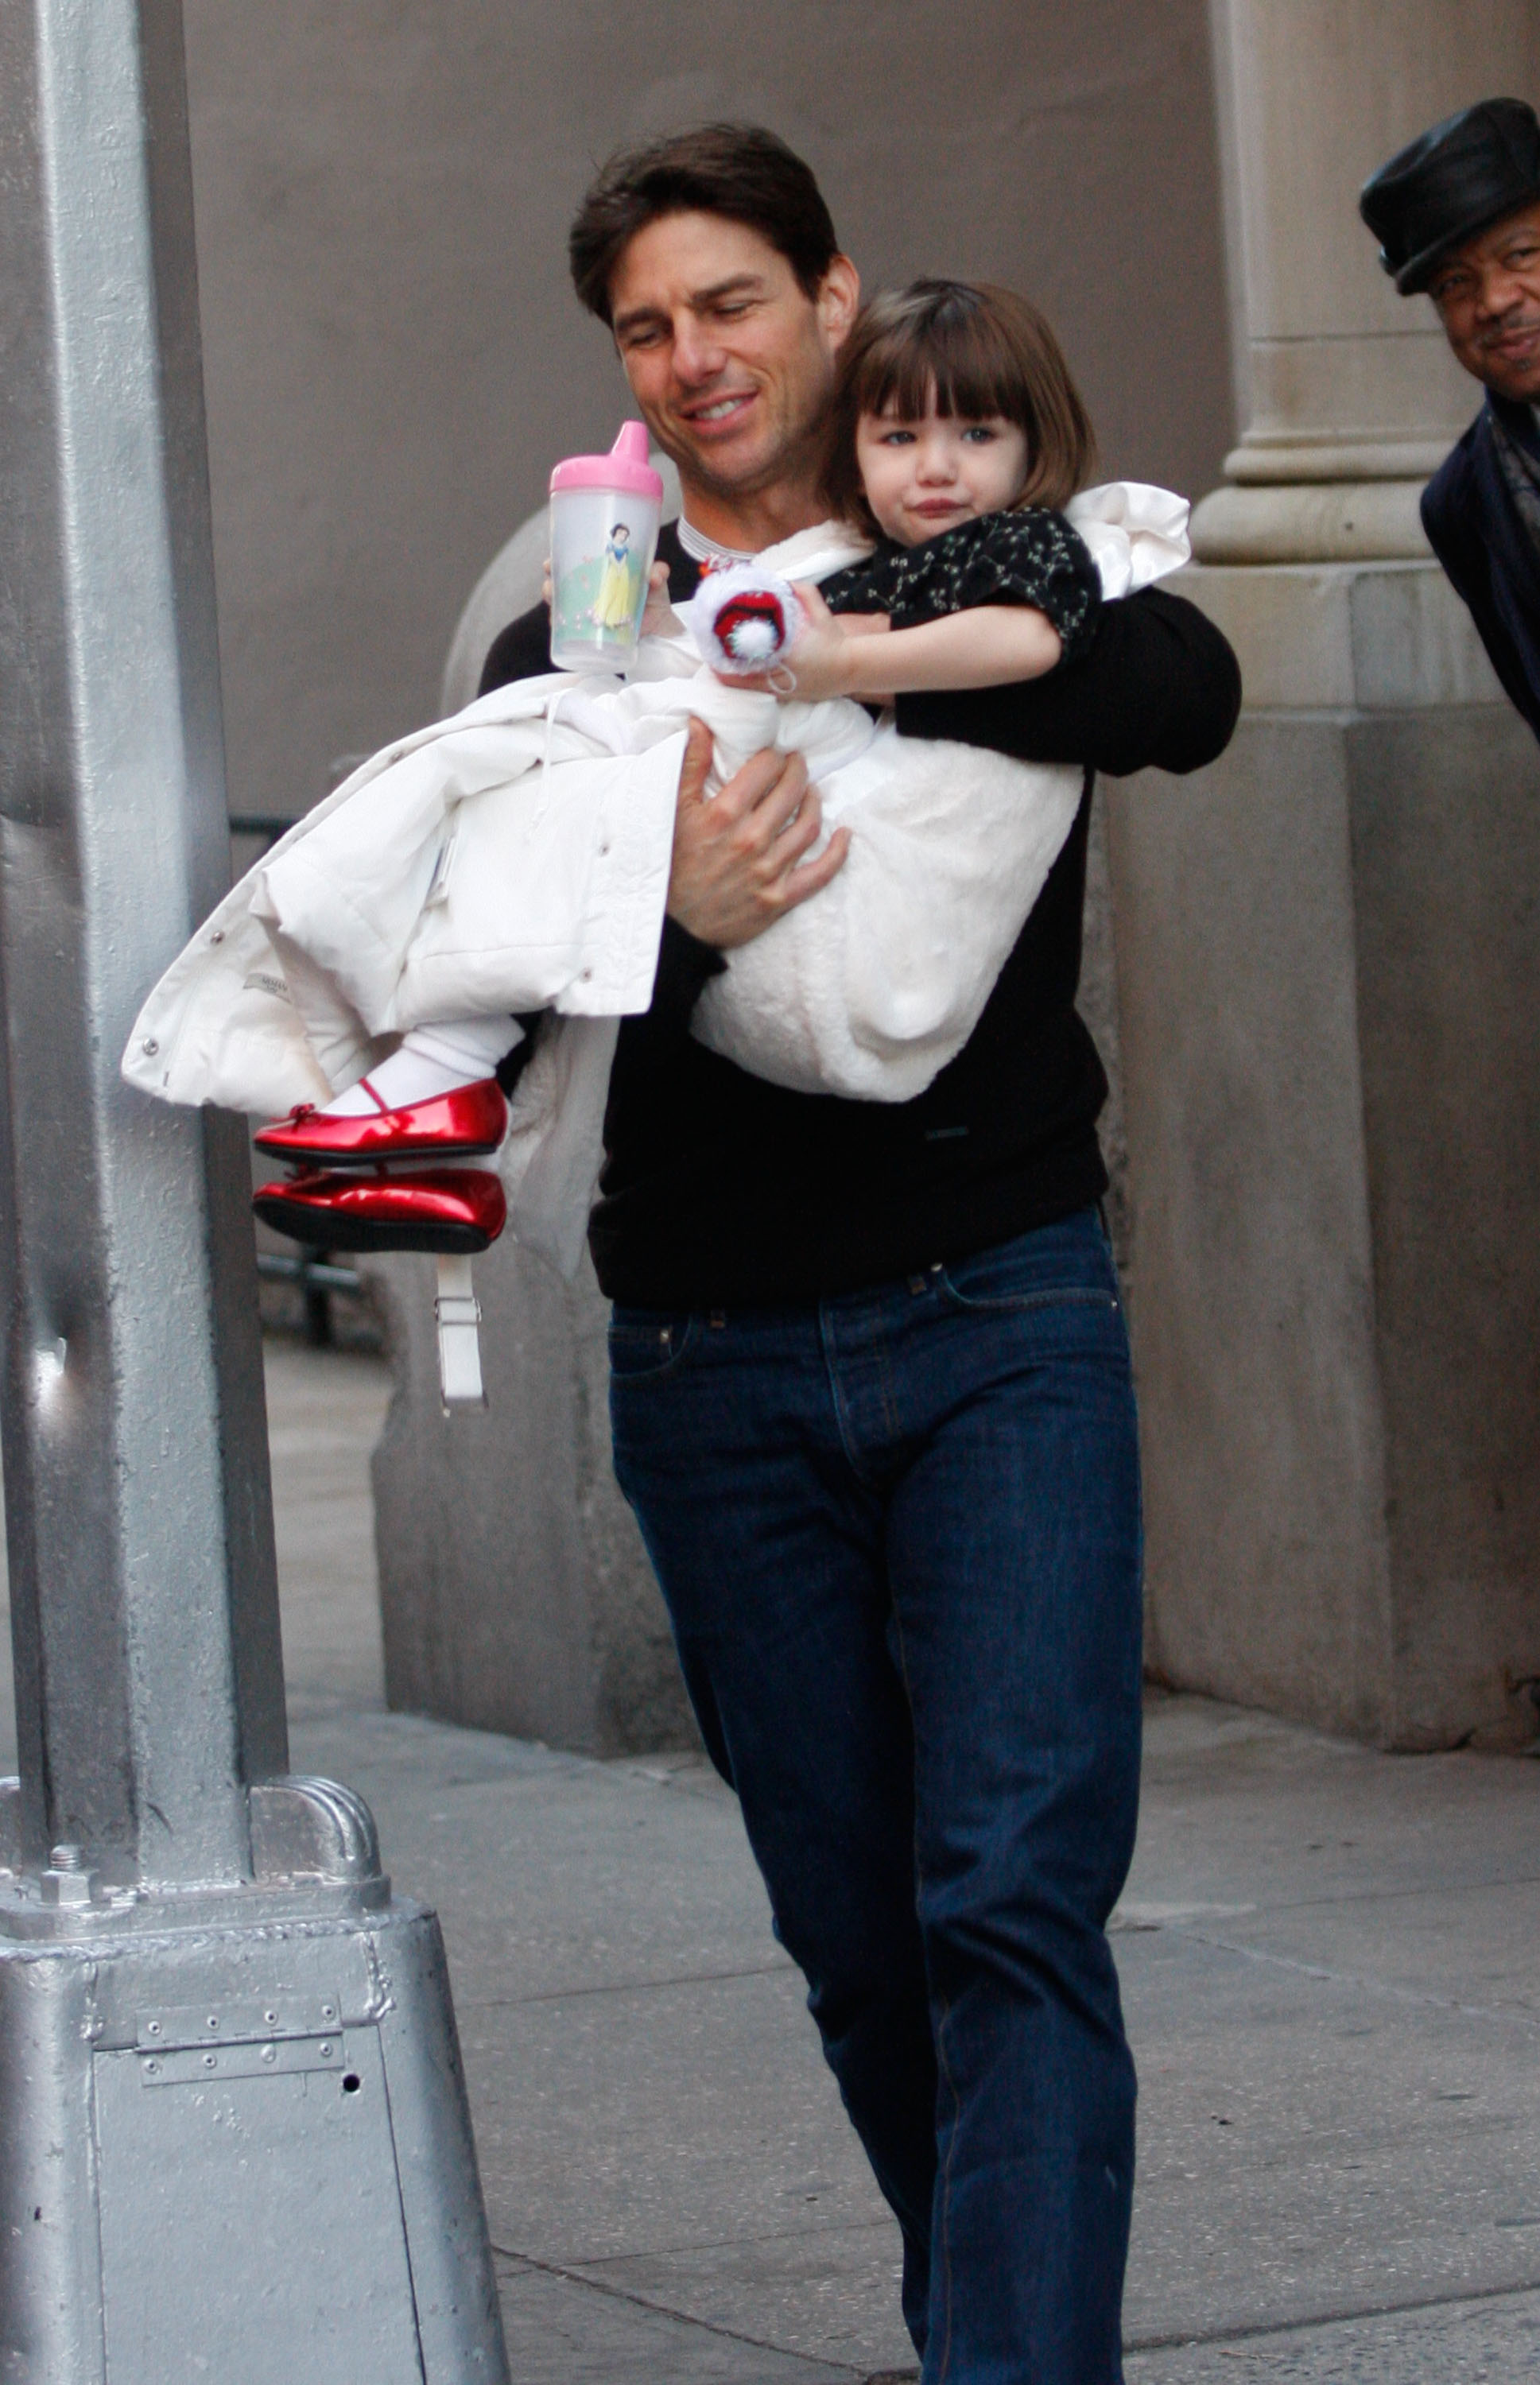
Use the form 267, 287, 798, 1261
569, 124, 840, 325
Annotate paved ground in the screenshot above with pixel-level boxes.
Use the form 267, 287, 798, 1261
5, 1336, 1540, 2381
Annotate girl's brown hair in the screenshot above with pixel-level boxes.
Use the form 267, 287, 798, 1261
821, 280, 1096, 533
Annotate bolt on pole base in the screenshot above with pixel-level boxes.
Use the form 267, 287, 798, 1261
0, 1801, 506, 2384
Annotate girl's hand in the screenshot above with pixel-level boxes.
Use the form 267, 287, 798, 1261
783, 584, 892, 703
727, 583, 889, 701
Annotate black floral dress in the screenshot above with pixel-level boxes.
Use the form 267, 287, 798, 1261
819, 507, 1101, 661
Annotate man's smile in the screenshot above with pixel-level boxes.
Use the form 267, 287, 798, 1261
680, 390, 758, 430
1480, 317, 1540, 358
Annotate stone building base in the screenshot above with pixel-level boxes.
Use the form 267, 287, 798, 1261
370, 1242, 698, 1757
1108, 561, 1540, 1747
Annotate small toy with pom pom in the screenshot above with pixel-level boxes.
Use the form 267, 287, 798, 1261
687, 566, 805, 677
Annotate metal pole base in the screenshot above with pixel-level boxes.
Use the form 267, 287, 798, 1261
0, 1778, 509, 2385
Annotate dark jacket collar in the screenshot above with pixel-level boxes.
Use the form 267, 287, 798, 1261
1422, 401, 1540, 738
1489, 388, 1540, 462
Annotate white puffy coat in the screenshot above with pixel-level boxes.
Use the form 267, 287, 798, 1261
123, 489, 1188, 1274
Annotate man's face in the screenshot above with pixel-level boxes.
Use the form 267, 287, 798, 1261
607, 211, 859, 502
1429, 201, 1540, 403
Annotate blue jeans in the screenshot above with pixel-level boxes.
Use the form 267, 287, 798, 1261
608, 1208, 1142, 2383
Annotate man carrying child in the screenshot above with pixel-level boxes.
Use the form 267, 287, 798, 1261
482, 124, 1240, 2385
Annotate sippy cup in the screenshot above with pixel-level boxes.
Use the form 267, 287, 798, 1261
548, 421, 664, 673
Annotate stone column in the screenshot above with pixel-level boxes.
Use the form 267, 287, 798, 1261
1193, 0, 1522, 561
1107, 1, 1540, 1746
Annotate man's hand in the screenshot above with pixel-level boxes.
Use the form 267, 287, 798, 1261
639, 560, 681, 638
667, 717, 850, 949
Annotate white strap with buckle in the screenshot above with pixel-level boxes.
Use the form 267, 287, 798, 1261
434, 1255, 485, 1410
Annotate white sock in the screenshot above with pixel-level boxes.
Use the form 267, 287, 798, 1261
322, 1018, 522, 1117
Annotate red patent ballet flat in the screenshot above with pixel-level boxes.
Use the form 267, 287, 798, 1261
254, 1076, 507, 1167
252, 1165, 506, 1256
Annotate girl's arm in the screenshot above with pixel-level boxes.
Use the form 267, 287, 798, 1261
735, 581, 1061, 704
894, 587, 1243, 778
823, 603, 1061, 700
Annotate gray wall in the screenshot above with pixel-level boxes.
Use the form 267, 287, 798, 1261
1107, 557, 1540, 1751
183, 1, 1234, 820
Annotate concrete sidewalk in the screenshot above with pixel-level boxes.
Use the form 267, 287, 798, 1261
6, 1338, 1540, 2380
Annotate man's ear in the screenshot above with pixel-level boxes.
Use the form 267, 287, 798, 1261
818, 255, 861, 355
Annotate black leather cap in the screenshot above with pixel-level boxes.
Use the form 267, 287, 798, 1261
1360, 98, 1540, 294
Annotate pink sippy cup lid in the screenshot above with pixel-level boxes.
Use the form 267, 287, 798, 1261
549, 421, 664, 500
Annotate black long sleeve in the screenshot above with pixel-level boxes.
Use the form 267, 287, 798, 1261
480, 523, 1240, 1305
893, 585, 1241, 778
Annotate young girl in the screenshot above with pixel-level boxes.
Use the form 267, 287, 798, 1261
124, 281, 1187, 1263
707, 279, 1104, 712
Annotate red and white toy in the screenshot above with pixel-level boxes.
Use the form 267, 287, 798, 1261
687, 567, 805, 677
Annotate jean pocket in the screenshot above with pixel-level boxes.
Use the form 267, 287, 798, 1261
937, 1231, 1120, 1317
607, 1312, 700, 1382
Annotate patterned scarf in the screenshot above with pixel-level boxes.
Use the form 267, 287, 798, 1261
1488, 402, 1540, 560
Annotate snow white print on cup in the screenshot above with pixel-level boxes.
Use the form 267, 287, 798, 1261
548, 421, 663, 672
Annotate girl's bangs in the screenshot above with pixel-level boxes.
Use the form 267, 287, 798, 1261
858, 306, 1027, 425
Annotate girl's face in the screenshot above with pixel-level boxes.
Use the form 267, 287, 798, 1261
855, 398, 1029, 545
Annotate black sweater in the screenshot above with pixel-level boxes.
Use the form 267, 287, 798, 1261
480, 522, 1240, 1307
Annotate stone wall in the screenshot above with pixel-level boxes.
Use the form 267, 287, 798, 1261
182, 1, 1233, 824
369, 1248, 695, 1755
184, 6, 1233, 1751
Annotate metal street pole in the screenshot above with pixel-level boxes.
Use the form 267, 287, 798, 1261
0, 4, 509, 2376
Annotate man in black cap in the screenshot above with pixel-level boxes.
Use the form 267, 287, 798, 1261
1362, 97, 1540, 739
